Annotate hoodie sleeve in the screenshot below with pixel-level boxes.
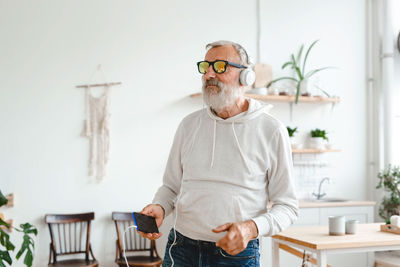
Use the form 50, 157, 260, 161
152, 122, 185, 217
252, 124, 299, 237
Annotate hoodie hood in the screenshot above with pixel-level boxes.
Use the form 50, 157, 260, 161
206, 98, 273, 123
205, 98, 273, 171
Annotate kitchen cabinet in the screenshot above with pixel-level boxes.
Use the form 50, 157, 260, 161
260, 203, 375, 267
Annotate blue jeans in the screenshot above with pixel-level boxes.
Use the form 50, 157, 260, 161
162, 229, 260, 267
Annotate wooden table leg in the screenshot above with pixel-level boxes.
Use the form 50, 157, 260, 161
317, 250, 327, 267
272, 239, 280, 267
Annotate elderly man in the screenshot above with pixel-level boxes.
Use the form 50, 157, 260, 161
140, 40, 298, 267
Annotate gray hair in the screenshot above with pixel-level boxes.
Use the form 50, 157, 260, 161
206, 40, 251, 66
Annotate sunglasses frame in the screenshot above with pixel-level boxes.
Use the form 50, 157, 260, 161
197, 60, 246, 74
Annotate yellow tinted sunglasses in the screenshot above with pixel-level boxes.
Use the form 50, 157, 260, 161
197, 60, 246, 74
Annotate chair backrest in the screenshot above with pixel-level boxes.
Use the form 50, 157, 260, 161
112, 212, 157, 258
45, 212, 95, 263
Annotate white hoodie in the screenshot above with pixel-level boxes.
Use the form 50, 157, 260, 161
153, 98, 299, 242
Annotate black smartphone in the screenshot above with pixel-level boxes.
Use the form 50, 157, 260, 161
132, 212, 159, 233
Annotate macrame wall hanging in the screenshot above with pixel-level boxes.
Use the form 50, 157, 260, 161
76, 65, 121, 181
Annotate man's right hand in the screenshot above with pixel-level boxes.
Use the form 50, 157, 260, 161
138, 204, 165, 240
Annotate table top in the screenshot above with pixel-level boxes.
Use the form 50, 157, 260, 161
272, 223, 400, 250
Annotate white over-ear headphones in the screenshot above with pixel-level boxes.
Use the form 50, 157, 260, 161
238, 45, 255, 86
239, 67, 256, 86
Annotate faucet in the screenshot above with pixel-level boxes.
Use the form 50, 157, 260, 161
312, 177, 330, 200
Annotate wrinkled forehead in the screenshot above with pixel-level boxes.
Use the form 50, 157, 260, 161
204, 45, 241, 63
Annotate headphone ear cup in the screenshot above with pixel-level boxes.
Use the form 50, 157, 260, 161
239, 68, 256, 86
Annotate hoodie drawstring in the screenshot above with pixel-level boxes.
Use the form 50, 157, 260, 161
231, 122, 251, 172
210, 119, 216, 168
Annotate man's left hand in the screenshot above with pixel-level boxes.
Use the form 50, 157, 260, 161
212, 220, 258, 255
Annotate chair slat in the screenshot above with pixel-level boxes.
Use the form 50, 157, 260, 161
68, 223, 71, 252
74, 222, 77, 252
120, 222, 124, 250
139, 229, 142, 249
128, 221, 133, 250
125, 221, 130, 250
57, 224, 62, 253
136, 223, 140, 249
63, 223, 67, 253
86, 221, 91, 260
140, 230, 145, 249
79, 221, 83, 251
133, 224, 136, 250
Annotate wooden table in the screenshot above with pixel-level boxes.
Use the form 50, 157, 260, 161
271, 223, 400, 267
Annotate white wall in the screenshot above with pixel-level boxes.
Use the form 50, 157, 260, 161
260, 0, 367, 200
394, 50, 400, 165
392, 0, 400, 165
0, 0, 367, 266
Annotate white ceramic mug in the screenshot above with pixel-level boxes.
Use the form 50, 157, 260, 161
390, 215, 400, 227
345, 220, 358, 234
329, 216, 345, 236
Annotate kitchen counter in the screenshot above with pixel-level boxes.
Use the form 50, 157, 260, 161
299, 200, 376, 208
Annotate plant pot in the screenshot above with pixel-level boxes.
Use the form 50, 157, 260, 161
247, 87, 267, 95
290, 137, 299, 149
325, 143, 333, 150
310, 137, 326, 149
291, 143, 303, 150
299, 79, 311, 96
268, 87, 280, 95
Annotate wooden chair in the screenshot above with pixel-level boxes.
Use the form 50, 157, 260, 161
45, 212, 98, 267
112, 212, 162, 267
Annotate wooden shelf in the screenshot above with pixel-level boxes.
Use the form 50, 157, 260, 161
246, 93, 340, 103
189, 92, 340, 103
292, 149, 341, 154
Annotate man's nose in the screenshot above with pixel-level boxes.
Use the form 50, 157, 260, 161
203, 65, 216, 80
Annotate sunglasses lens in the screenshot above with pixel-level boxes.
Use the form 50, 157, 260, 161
213, 61, 226, 73
198, 62, 209, 74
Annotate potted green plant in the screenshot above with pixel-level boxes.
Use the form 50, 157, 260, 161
267, 40, 333, 104
287, 126, 297, 137
376, 165, 400, 222
287, 126, 301, 149
310, 128, 328, 149
0, 190, 37, 267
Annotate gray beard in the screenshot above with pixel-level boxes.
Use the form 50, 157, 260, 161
202, 79, 242, 113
